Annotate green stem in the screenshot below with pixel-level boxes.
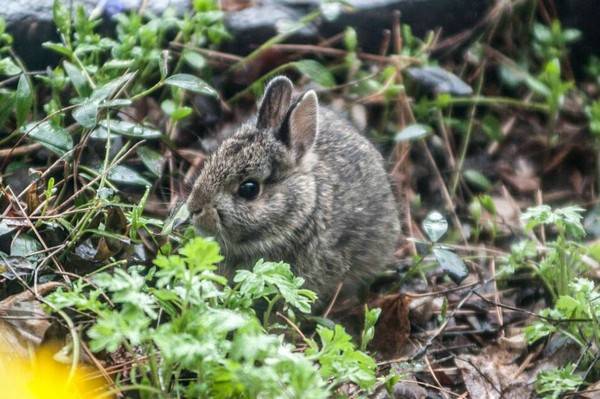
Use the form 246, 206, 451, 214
228, 10, 321, 73
430, 96, 550, 112
263, 294, 281, 330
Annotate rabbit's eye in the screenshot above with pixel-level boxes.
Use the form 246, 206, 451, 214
238, 179, 260, 200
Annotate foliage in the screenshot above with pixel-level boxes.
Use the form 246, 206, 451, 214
535, 364, 583, 399
47, 237, 379, 398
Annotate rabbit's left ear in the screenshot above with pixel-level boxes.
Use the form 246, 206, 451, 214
257, 76, 293, 130
279, 90, 318, 161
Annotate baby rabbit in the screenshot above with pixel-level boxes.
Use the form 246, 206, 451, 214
187, 76, 400, 307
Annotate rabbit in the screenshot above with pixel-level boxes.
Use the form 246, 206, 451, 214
187, 76, 400, 308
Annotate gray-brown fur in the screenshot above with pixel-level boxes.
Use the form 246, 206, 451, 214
187, 76, 400, 306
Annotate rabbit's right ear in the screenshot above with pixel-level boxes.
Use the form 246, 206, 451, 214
256, 76, 293, 130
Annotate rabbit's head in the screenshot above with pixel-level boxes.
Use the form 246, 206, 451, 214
187, 76, 320, 259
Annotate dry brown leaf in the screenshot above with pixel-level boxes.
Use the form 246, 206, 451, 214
0, 282, 61, 361
370, 293, 411, 358
456, 345, 534, 399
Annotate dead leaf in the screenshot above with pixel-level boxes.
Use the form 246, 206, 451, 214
26, 183, 40, 215
457, 345, 534, 399
0, 282, 61, 360
370, 294, 411, 358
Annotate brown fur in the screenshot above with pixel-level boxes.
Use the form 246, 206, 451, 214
187, 76, 400, 307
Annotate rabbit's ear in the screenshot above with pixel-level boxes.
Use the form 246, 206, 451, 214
257, 76, 293, 130
285, 90, 318, 161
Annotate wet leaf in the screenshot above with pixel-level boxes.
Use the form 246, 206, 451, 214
74, 73, 136, 129
108, 165, 152, 187
72, 101, 98, 128
63, 61, 90, 97
407, 66, 473, 96
165, 73, 217, 97
137, 146, 163, 177
422, 211, 448, 242
22, 121, 73, 156
97, 120, 162, 139
162, 203, 190, 235
0, 220, 16, 236
0, 255, 34, 280
293, 60, 335, 88
15, 74, 32, 127
433, 247, 468, 284
10, 234, 41, 258
394, 124, 432, 142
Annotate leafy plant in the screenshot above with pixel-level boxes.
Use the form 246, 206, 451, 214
47, 237, 380, 398
535, 364, 583, 399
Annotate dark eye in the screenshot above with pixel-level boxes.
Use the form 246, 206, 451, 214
238, 179, 260, 200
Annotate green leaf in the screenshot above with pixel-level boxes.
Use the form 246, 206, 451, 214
73, 72, 136, 128
422, 211, 448, 242
11, 234, 41, 258
15, 74, 32, 127
0, 57, 20, 76
183, 51, 207, 70
433, 247, 468, 284
63, 61, 89, 97
463, 169, 492, 191
52, 0, 71, 38
22, 121, 73, 156
72, 101, 98, 128
394, 123, 432, 142
107, 165, 152, 187
344, 27, 358, 52
137, 146, 163, 177
95, 120, 162, 139
292, 60, 335, 88
42, 42, 73, 58
164, 74, 217, 96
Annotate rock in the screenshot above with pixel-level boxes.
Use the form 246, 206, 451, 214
3, 0, 600, 71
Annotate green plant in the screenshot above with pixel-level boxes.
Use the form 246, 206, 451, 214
46, 237, 380, 398
535, 364, 583, 399
519, 205, 586, 299
532, 20, 581, 62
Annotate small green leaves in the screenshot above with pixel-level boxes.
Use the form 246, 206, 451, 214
360, 306, 381, 351
422, 211, 448, 243
308, 325, 377, 390
394, 123, 432, 143
521, 205, 585, 238
52, 0, 71, 39
46, 234, 377, 398
535, 364, 583, 399
234, 260, 316, 314
15, 74, 32, 127
344, 27, 358, 52
22, 121, 73, 156
165, 73, 217, 96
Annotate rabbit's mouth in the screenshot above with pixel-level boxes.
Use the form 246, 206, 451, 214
191, 207, 221, 236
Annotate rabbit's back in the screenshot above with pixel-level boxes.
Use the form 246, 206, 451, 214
298, 107, 400, 295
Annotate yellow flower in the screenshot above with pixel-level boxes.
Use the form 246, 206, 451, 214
0, 342, 112, 399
